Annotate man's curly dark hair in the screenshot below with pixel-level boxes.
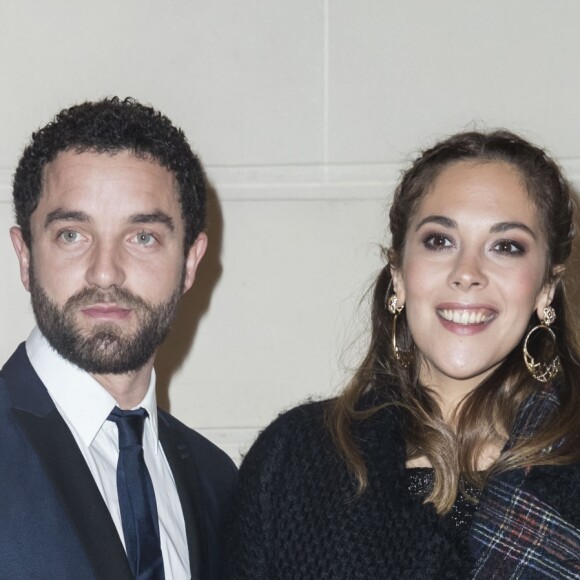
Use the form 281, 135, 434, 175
12, 96, 207, 250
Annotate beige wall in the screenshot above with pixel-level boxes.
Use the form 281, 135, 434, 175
1, 1, 579, 462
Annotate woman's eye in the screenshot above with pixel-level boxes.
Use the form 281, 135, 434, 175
423, 233, 452, 250
58, 230, 81, 243
492, 240, 525, 255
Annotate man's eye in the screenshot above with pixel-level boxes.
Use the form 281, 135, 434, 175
135, 232, 156, 246
59, 230, 81, 243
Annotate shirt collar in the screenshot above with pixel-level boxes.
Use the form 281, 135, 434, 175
26, 326, 159, 451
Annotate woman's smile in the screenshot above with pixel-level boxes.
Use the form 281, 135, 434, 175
436, 304, 497, 334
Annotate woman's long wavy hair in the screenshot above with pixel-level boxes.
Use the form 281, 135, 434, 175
327, 130, 580, 514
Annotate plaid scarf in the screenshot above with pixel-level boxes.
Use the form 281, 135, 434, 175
469, 384, 580, 579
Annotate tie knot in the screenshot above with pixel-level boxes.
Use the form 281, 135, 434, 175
108, 407, 148, 447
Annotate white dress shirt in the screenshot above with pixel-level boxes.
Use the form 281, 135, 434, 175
26, 327, 191, 580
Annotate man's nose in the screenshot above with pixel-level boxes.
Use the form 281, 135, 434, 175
85, 241, 126, 289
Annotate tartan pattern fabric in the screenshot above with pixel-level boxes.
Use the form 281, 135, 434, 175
471, 477, 580, 578
470, 384, 580, 578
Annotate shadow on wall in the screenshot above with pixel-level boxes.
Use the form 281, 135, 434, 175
155, 180, 224, 412
566, 187, 580, 344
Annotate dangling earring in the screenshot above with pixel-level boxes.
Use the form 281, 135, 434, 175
387, 294, 413, 369
523, 306, 561, 383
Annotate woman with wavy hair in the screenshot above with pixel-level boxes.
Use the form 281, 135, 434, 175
225, 130, 580, 579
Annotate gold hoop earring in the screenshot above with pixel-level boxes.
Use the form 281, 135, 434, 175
523, 306, 561, 383
386, 294, 413, 369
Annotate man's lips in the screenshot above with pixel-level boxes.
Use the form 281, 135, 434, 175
81, 304, 132, 320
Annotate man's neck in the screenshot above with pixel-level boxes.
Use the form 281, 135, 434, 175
90, 359, 155, 410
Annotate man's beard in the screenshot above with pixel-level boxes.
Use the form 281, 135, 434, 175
29, 268, 184, 375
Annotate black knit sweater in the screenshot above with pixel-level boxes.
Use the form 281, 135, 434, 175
224, 400, 580, 579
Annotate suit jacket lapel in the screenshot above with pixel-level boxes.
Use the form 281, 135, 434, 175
3, 345, 133, 580
159, 415, 207, 580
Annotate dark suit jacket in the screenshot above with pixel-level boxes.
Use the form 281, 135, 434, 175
0, 343, 237, 580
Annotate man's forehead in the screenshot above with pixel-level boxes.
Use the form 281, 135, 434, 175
29, 150, 182, 230
40, 149, 178, 199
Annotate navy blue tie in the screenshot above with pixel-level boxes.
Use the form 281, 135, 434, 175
108, 407, 165, 580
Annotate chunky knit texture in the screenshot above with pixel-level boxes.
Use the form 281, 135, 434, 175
224, 400, 580, 579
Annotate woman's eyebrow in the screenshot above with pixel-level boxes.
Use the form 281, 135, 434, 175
489, 221, 536, 239
415, 216, 537, 240
415, 215, 456, 231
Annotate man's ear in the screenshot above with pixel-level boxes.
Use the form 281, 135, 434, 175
10, 226, 31, 292
182, 232, 208, 293
535, 264, 565, 319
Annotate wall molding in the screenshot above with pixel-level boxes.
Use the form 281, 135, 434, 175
2, 158, 580, 204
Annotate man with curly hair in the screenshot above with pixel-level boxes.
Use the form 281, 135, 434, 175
0, 97, 236, 579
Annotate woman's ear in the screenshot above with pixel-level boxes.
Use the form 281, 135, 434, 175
389, 264, 406, 306
535, 265, 565, 319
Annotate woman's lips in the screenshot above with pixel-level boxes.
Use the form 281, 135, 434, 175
438, 309, 495, 325
435, 305, 497, 335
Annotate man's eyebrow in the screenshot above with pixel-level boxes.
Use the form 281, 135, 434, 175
44, 209, 176, 232
45, 209, 90, 228
489, 221, 536, 239
129, 212, 175, 231
415, 215, 456, 230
